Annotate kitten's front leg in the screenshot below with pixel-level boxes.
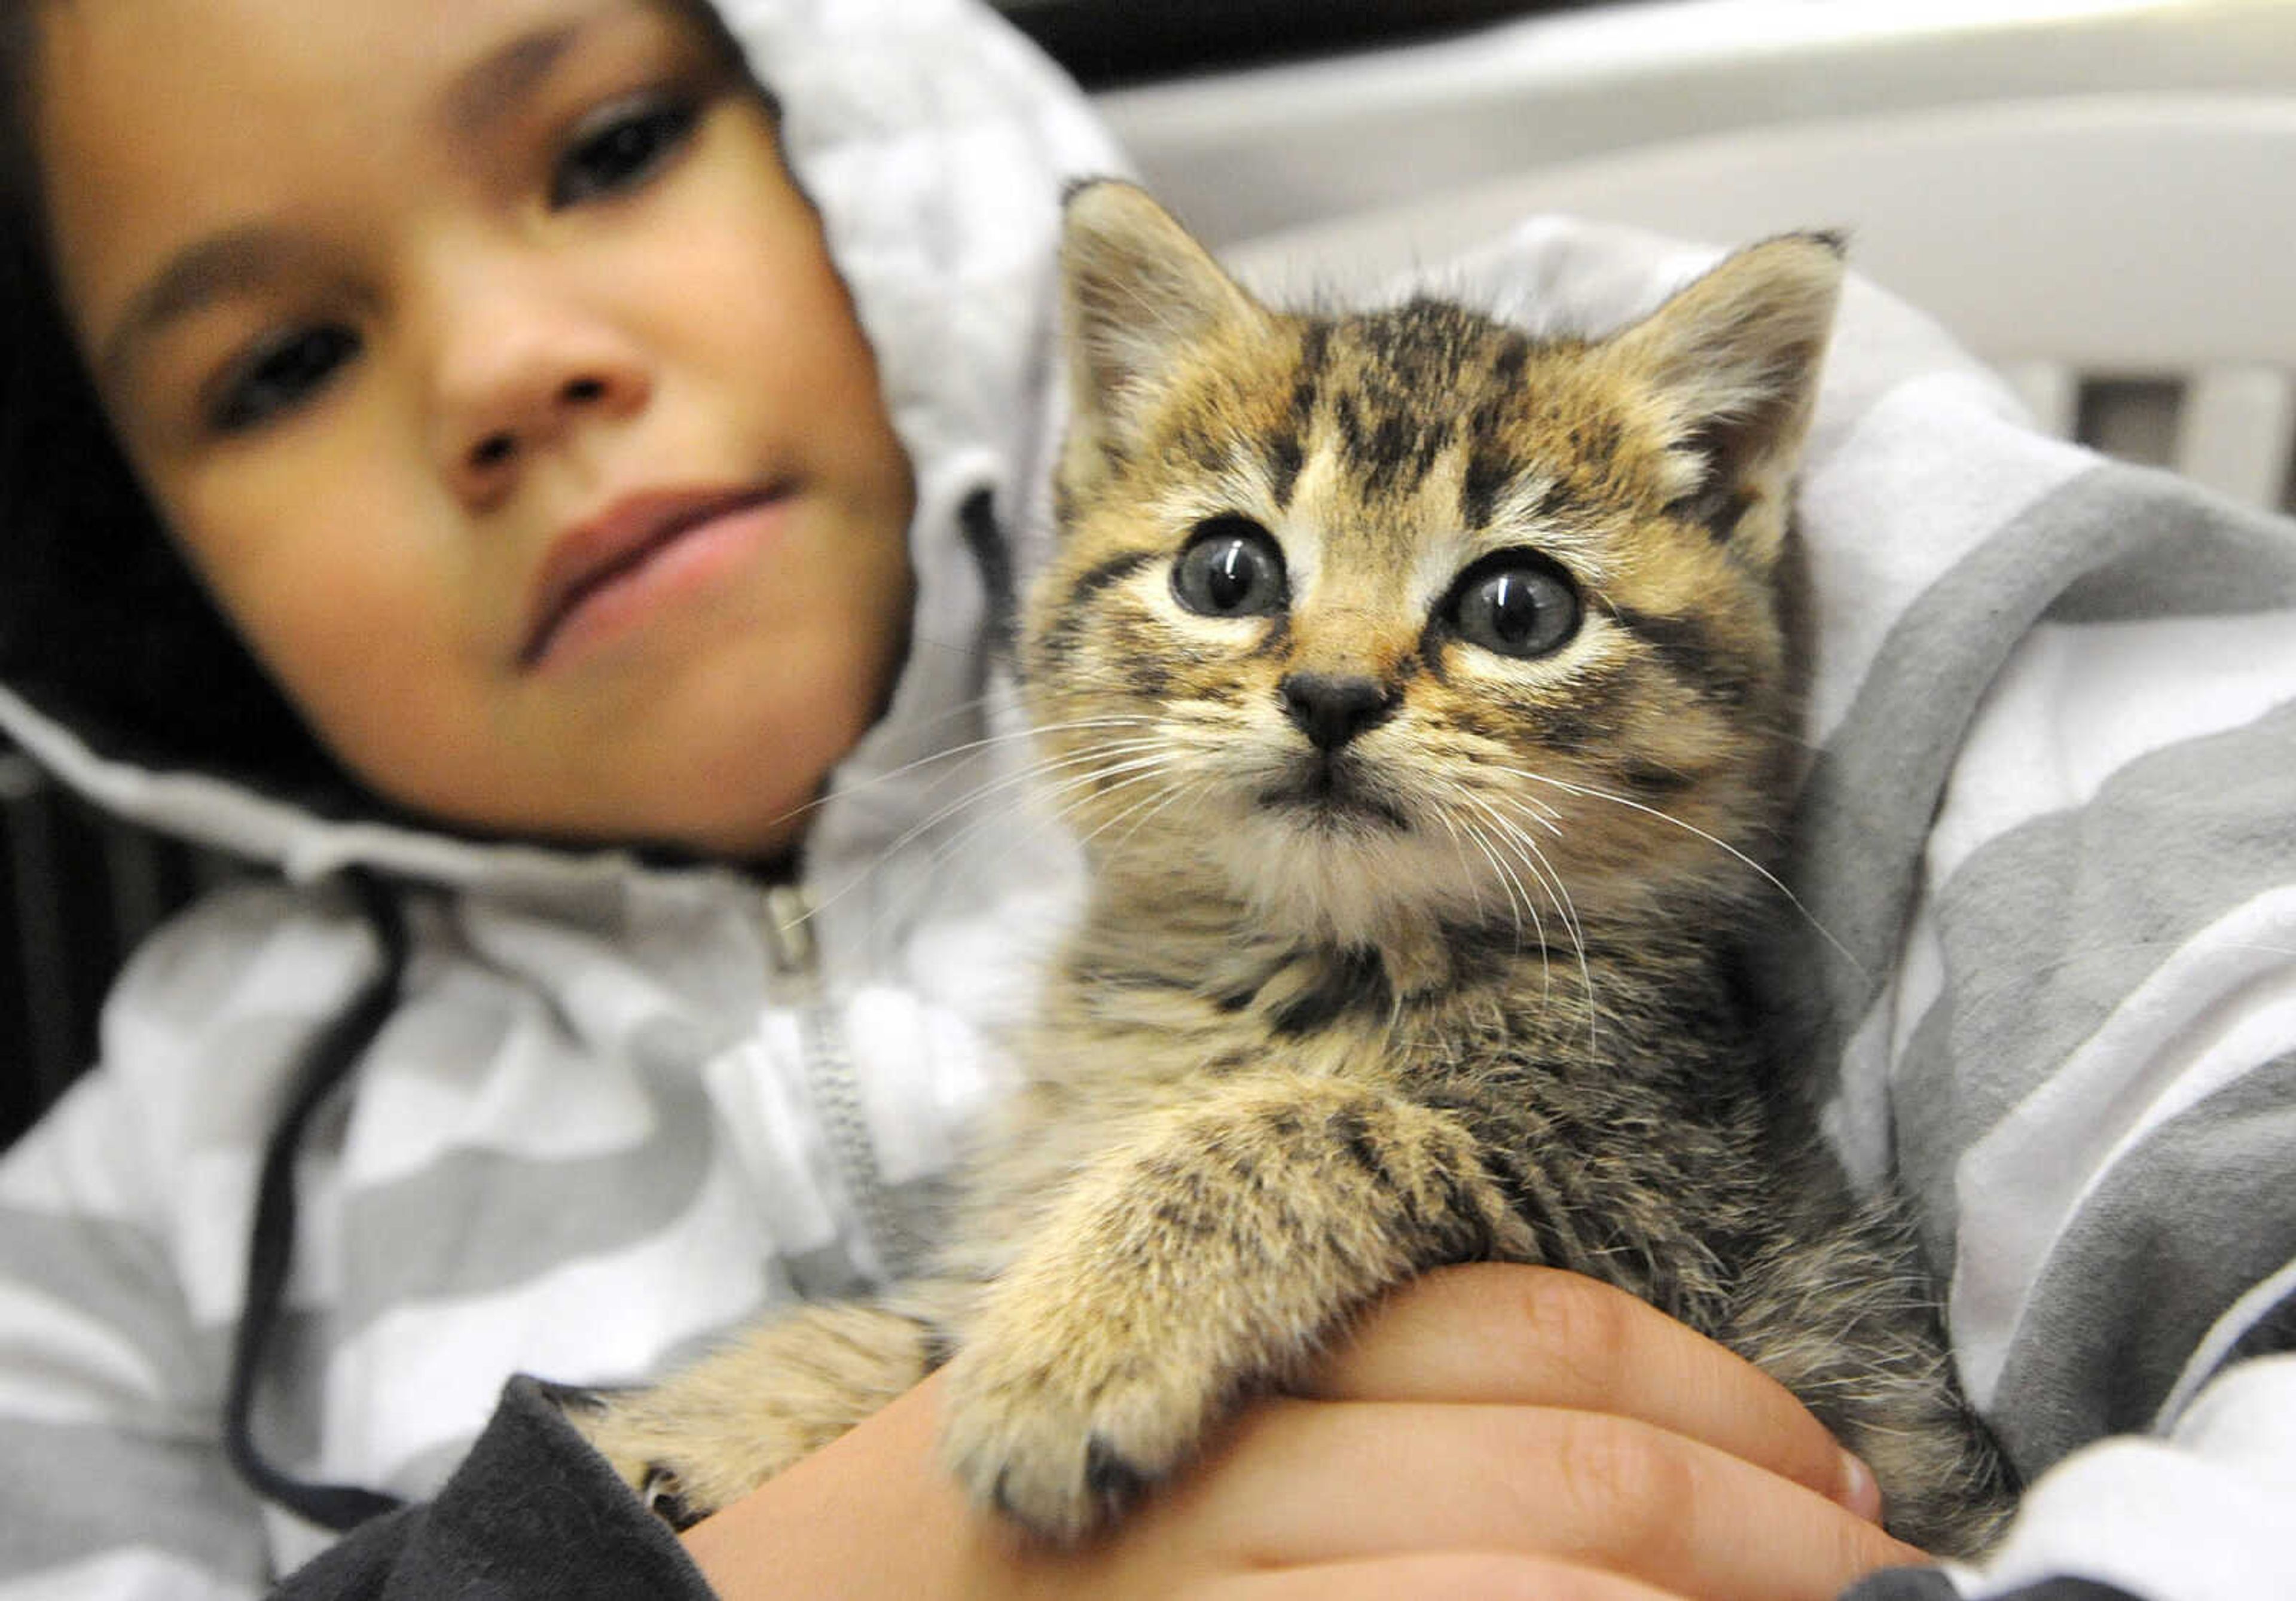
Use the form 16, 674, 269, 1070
942, 1076, 1523, 1542
570, 1283, 975, 1524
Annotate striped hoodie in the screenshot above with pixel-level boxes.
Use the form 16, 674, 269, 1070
4, 5, 2294, 1598
1459, 221, 2296, 1601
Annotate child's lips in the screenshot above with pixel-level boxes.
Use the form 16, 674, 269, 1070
520, 481, 792, 669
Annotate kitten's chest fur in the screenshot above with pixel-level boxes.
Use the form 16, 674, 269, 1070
969, 894, 1794, 1328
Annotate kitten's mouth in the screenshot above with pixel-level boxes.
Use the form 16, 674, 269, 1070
1257, 754, 1412, 832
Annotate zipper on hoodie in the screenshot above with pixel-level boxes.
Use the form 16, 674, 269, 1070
760, 883, 819, 1001
761, 883, 917, 1282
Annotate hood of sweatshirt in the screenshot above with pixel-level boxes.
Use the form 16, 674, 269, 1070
0, 0, 1119, 923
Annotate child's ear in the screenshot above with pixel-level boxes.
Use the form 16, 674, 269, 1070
1604, 233, 1845, 563
1058, 180, 1266, 486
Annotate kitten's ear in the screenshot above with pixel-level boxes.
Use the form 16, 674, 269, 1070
1607, 233, 1845, 557
1059, 181, 1265, 473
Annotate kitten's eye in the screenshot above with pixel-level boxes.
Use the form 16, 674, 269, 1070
1446, 552, 1580, 658
210, 324, 361, 434
1172, 516, 1287, 618
551, 94, 702, 208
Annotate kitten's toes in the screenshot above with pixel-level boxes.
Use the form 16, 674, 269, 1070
550, 1298, 952, 1522
631, 1462, 710, 1530
555, 1386, 744, 1527
938, 1339, 1207, 1542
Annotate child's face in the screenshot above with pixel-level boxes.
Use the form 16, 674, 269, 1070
34, 0, 917, 858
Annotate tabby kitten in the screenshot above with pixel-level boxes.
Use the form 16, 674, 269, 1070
576, 181, 2016, 1557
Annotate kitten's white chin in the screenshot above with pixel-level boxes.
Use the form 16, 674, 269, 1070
1214, 809, 1492, 948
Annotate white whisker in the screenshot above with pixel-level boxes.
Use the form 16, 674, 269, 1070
1464, 791, 1597, 1044
1425, 807, 1492, 929
842, 747, 1194, 949
1449, 808, 1530, 943
1453, 809, 1547, 988
799, 729, 1176, 933
1087, 774, 1213, 860
1498, 768, 1864, 977
838, 738, 1168, 893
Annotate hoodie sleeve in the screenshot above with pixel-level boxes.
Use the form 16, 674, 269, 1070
270, 1379, 714, 1601
0, 875, 417, 1597
0, 1064, 272, 1598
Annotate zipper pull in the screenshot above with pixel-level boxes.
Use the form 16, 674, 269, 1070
761, 883, 819, 994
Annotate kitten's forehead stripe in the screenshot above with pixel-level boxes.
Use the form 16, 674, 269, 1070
1308, 300, 1608, 518
1182, 429, 1228, 475
1297, 319, 1332, 375
1264, 435, 1305, 511
1461, 449, 1513, 531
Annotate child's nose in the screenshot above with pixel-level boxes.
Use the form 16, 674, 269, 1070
448, 368, 642, 506
428, 278, 651, 509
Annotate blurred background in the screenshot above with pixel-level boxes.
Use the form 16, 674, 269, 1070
6, 0, 2294, 1145
996, 0, 1561, 85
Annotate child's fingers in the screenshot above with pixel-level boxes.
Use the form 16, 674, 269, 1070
1190, 1551, 1686, 1601
1202, 1398, 1923, 1601
1303, 1264, 1876, 1517
684, 1367, 1911, 1601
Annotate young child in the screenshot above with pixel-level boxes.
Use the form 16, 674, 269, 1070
0, 2, 2288, 1599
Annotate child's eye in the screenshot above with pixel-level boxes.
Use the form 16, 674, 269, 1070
210, 325, 361, 435
551, 94, 701, 208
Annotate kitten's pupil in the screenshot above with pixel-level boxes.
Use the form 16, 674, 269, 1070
1174, 517, 1286, 618
1449, 554, 1580, 659
1487, 573, 1542, 643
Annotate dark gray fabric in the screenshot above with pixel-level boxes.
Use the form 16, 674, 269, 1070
1842, 1570, 2151, 1601
273, 1377, 713, 1600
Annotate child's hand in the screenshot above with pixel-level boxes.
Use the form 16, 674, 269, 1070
683, 1263, 1919, 1601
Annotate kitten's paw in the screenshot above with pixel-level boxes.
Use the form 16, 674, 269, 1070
555, 1299, 951, 1523
558, 1386, 755, 1527
938, 1323, 1217, 1542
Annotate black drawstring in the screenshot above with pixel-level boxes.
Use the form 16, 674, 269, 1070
222, 867, 412, 1532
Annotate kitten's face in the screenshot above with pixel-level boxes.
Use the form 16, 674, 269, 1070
1024, 185, 1840, 943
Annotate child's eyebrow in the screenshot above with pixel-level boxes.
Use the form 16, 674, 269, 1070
443, 20, 586, 141
96, 225, 309, 395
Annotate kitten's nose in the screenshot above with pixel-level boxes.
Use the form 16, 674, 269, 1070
1278, 673, 1398, 750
